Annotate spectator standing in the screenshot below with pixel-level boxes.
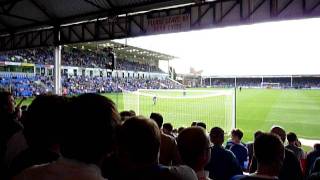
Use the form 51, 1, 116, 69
9, 95, 68, 177
306, 144, 320, 176
150, 113, 181, 166
177, 127, 212, 180
229, 129, 248, 170
232, 133, 285, 180
205, 127, 243, 180
247, 131, 263, 171
13, 94, 120, 180
116, 116, 197, 180
251, 126, 303, 180
286, 132, 305, 161
0, 91, 24, 179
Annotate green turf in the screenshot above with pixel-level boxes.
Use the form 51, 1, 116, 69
17, 88, 320, 144
121, 90, 234, 132
236, 89, 320, 142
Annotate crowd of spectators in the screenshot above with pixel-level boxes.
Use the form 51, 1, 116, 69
0, 47, 163, 73
0, 75, 184, 97
1, 91, 320, 180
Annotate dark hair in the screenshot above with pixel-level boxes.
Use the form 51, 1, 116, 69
21, 105, 28, 111
314, 144, 320, 150
191, 121, 197, 126
254, 130, 263, 140
287, 132, 298, 143
0, 91, 12, 112
163, 123, 173, 132
119, 110, 135, 122
178, 127, 185, 134
233, 129, 244, 140
23, 95, 68, 148
150, 112, 163, 128
61, 93, 120, 164
177, 127, 210, 169
254, 133, 284, 167
196, 122, 207, 129
129, 110, 136, 116
210, 127, 224, 145
270, 126, 286, 143
118, 116, 160, 164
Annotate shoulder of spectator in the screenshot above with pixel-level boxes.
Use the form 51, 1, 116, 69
169, 165, 198, 180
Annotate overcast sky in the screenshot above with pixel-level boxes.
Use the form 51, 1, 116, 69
115, 18, 320, 76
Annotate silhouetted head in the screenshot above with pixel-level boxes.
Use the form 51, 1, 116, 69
231, 128, 243, 143
118, 116, 161, 166
254, 133, 285, 176
287, 132, 298, 143
191, 121, 197, 127
196, 122, 207, 130
270, 126, 286, 143
150, 112, 163, 128
120, 110, 135, 122
163, 123, 173, 135
177, 127, 211, 172
0, 91, 15, 114
61, 93, 120, 165
254, 130, 263, 140
24, 94, 68, 148
210, 127, 224, 146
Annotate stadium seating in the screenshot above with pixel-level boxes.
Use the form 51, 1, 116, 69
0, 47, 163, 73
0, 74, 184, 96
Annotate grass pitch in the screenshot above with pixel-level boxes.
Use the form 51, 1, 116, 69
19, 88, 320, 143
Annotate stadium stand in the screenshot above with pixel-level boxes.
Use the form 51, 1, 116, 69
205, 77, 320, 89
0, 47, 163, 73
0, 46, 184, 97
0, 75, 184, 97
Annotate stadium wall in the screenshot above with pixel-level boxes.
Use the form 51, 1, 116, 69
61, 66, 168, 79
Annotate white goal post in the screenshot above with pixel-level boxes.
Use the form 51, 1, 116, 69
123, 89, 236, 133
261, 82, 280, 88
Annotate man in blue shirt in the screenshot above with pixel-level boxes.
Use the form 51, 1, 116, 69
229, 129, 248, 170
205, 127, 243, 180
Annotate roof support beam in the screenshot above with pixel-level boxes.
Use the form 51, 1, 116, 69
0, 17, 13, 30
29, 0, 56, 20
83, 0, 107, 10
2, 0, 320, 51
276, 0, 294, 16
243, 0, 267, 20
0, 13, 41, 23
105, 0, 114, 8
308, 0, 320, 14
2, 0, 22, 14
219, 0, 240, 22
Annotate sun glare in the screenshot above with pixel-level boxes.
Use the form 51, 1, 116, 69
115, 18, 320, 76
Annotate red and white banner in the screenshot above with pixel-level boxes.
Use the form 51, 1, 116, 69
147, 14, 190, 34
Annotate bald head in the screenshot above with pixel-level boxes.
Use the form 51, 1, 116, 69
270, 126, 286, 143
